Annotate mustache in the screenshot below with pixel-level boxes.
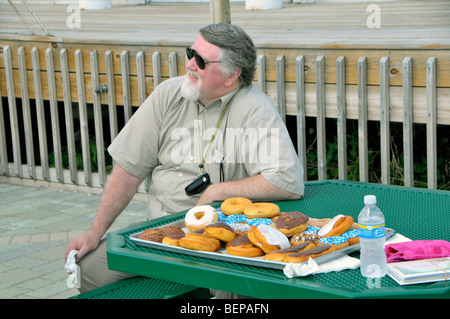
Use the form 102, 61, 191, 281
186, 70, 199, 79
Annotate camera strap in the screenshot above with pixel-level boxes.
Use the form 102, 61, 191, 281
198, 99, 232, 174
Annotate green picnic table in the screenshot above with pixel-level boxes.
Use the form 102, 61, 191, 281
106, 180, 450, 299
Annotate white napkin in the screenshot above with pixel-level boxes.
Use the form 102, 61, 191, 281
284, 254, 360, 278
283, 233, 412, 278
64, 249, 79, 288
385, 233, 411, 245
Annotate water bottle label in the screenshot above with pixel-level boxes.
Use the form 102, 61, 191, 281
358, 223, 385, 239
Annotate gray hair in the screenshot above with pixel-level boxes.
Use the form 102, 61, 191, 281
199, 23, 256, 87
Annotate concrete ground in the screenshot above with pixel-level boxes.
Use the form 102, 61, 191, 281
0, 183, 148, 299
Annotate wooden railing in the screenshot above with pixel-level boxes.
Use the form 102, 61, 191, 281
0, 45, 448, 194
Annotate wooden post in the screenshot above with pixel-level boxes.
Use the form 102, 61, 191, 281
210, 0, 231, 24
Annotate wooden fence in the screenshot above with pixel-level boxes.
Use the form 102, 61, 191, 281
0, 44, 448, 194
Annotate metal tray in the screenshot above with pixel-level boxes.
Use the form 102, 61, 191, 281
129, 220, 395, 271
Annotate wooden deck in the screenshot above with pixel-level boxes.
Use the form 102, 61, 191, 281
0, 1, 449, 191
1, 1, 449, 120
0, 1, 449, 49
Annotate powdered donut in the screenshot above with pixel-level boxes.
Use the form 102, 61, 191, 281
184, 205, 218, 232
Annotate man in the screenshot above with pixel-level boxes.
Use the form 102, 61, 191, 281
65, 23, 304, 297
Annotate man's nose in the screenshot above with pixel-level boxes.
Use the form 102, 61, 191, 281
186, 56, 198, 70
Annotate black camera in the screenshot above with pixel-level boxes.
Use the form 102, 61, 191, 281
185, 173, 211, 196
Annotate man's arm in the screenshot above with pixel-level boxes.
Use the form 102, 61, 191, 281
196, 174, 302, 206
65, 163, 145, 261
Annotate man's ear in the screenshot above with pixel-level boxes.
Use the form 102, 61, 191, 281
225, 69, 241, 87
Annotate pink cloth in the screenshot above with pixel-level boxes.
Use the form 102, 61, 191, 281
385, 240, 450, 263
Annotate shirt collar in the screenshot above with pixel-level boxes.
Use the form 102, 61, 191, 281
198, 87, 240, 110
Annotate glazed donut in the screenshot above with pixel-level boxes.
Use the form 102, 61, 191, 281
226, 235, 264, 257
204, 222, 239, 242
264, 242, 316, 261
247, 224, 290, 253
272, 211, 310, 237
139, 225, 185, 243
244, 202, 280, 219
317, 215, 354, 237
184, 205, 218, 232
221, 197, 253, 216
162, 233, 185, 246
179, 233, 221, 252
283, 245, 337, 263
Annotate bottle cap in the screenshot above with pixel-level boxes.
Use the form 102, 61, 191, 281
364, 195, 377, 205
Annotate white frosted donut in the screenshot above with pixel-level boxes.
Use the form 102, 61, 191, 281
317, 214, 345, 237
258, 224, 290, 249
185, 205, 218, 232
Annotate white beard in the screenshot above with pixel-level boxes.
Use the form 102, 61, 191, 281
181, 72, 202, 101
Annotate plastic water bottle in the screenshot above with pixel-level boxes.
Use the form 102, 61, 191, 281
358, 195, 387, 278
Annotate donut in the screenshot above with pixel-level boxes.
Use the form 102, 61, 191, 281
272, 211, 310, 237
162, 233, 185, 246
221, 197, 253, 215
246, 217, 273, 226
290, 232, 320, 246
179, 233, 221, 252
303, 225, 321, 235
342, 229, 360, 245
184, 205, 218, 232
139, 225, 185, 243
309, 218, 332, 228
247, 224, 290, 253
224, 214, 248, 224
317, 236, 350, 250
289, 224, 319, 244
283, 245, 337, 263
264, 242, 317, 261
226, 235, 264, 257
317, 215, 354, 237
227, 222, 252, 235
244, 202, 280, 219
204, 222, 239, 242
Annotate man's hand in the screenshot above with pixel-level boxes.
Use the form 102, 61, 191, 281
65, 228, 103, 264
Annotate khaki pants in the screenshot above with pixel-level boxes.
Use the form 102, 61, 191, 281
78, 237, 256, 299
77, 238, 137, 293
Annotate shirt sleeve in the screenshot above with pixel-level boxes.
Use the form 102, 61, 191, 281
108, 90, 162, 178
236, 87, 305, 196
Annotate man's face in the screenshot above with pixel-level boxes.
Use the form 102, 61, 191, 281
182, 35, 230, 105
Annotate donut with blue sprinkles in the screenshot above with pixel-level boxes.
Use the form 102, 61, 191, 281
217, 210, 227, 222
246, 217, 273, 226
225, 214, 248, 224
341, 229, 360, 245
303, 225, 320, 235
318, 235, 349, 249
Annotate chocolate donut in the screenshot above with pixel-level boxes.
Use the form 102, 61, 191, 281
272, 211, 310, 237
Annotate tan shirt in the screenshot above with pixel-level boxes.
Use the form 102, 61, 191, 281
108, 76, 304, 218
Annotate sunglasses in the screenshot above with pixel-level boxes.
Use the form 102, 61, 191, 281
186, 47, 221, 70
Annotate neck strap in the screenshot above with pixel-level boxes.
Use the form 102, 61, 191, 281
198, 100, 232, 173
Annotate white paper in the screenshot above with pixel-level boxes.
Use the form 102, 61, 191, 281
283, 254, 360, 278
64, 249, 79, 288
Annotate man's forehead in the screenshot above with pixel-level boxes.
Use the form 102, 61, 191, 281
192, 35, 221, 57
